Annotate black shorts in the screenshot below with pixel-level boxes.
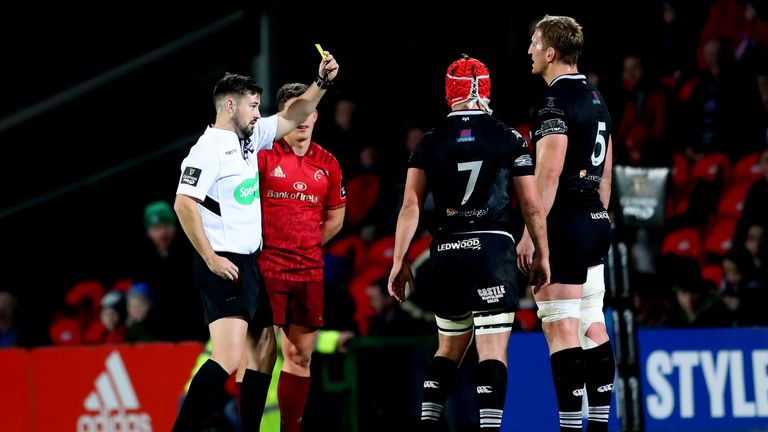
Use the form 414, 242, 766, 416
547, 193, 612, 285
192, 251, 271, 326
250, 278, 274, 329
429, 232, 519, 320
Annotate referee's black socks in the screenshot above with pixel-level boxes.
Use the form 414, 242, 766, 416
240, 369, 272, 431
172, 359, 230, 432
420, 356, 459, 429
476, 359, 507, 431
584, 341, 615, 432
550, 347, 585, 431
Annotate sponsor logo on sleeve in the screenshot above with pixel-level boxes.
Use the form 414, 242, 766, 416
592, 91, 602, 105
535, 118, 568, 136
180, 167, 201, 186
514, 154, 533, 167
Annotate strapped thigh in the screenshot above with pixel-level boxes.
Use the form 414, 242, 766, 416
473, 311, 515, 335
536, 299, 581, 322
435, 313, 473, 336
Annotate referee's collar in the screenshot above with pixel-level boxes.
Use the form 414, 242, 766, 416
205, 125, 240, 140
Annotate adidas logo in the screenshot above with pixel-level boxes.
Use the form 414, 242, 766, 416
77, 351, 153, 431
270, 166, 286, 178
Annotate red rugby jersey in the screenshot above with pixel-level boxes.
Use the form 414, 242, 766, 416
257, 139, 345, 281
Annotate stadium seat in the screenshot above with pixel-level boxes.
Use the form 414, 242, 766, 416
666, 196, 686, 218
364, 236, 396, 270
345, 173, 381, 225
690, 152, 730, 184
716, 183, 751, 218
703, 217, 738, 257
661, 227, 702, 259
407, 234, 432, 263
700, 264, 724, 289
729, 152, 763, 185
670, 153, 689, 189
49, 317, 82, 346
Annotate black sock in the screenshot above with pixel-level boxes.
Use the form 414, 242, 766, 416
173, 359, 230, 432
421, 356, 459, 428
550, 347, 585, 431
476, 359, 507, 432
240, 369, 272, 432
584, 342, 615, 432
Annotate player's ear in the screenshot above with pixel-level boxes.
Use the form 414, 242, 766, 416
546, 47, 556, 63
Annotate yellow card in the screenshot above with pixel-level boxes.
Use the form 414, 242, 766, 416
315, 43, 326, 61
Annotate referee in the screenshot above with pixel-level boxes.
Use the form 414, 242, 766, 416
171, 51, 339, 432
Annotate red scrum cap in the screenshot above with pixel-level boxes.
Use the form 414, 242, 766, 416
445, 55, 492, 113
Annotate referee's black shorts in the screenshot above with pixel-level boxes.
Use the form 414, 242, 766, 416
192, 251, 272, 326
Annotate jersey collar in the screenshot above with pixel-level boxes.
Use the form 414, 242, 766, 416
447, 110, 486, 117
550, 74, 587, 86
277, 138, 318, 158
204, 125, 241, 143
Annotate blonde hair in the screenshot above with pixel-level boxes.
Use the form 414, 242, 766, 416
535, 15, 584, 66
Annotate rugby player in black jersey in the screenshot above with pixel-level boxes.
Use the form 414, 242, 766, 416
389, 55, 550, 431
517, 15, 615, 432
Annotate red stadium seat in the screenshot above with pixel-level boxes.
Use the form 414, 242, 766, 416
690, 152, 730, 183
345, 174, 381, 225
701, 264, 724, 289
716, 183, 751, 218
661, 227, 702, 259
407, 234, 432, 263
703, 217, 738, 257
670, 153, 689, 189
730, 152, 763, 185
364, 236, 396, 270
49, 317, 82, 346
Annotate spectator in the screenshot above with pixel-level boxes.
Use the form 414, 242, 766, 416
615, 55, 670, 167
317, 97, 359, 174
136, 200, 206, 342
0, 292, 20, 347
84, 290, 127, 344
683, 38, 763, 161
669, 279, 732, 328
735, 150, 768, 246
125, 282, 157, 342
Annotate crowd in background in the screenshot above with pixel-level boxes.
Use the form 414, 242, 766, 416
1, 0, 766, 354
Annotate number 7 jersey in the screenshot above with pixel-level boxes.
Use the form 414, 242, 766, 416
531, 74, 611, 196
408, 109, 534, 235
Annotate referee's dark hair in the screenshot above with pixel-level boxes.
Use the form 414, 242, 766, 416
277, 83, 309, 111
213, 72, 263, 109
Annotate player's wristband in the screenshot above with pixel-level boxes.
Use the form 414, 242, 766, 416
315, 74, 334, 90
